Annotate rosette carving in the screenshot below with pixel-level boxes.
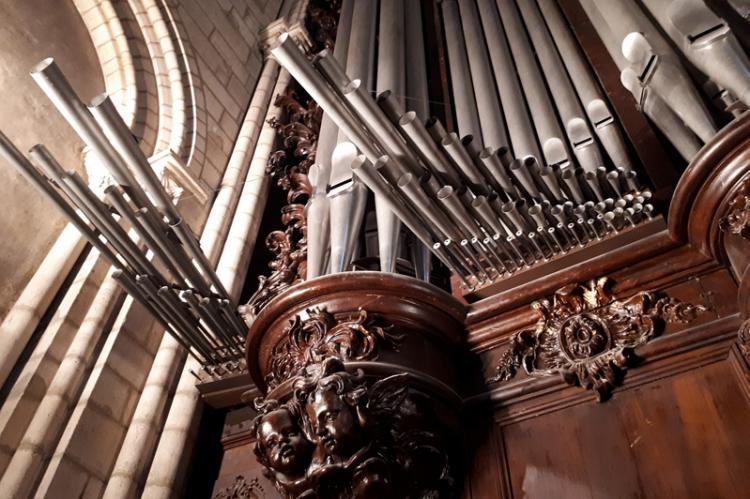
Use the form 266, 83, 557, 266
266, 308, 404, 389
490, 277, 706, 401
212, 475, 266, 499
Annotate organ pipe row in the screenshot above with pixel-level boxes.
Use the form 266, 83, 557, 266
0, 59, 245, 368
270, 33, 654, 290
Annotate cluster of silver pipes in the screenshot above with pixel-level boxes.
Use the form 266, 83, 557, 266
0, 59, 245, 367
270, 29, 654, 289
581, 0, 750, 160
272, 0, 667, 289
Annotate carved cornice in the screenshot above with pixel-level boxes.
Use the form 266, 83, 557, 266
489, 277, 706, 401
250, 358, 454, 498
212, 475, 267, 499
720, 180, 750, 242
266, 308, 403, 389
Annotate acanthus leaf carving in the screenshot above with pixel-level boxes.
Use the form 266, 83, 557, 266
251, 358, 453, 499
719, 181, 750, 241
266, 308, 404, 389
489, 277, 706, 401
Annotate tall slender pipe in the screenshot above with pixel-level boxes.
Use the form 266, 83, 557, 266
441, 0, 482, 140
537, 0, 634, 171
405, 0, 430, 120
476, 1, 540, 160
495, 0, 571, 167
516, 0, 604, 173
457, 0, 508, 149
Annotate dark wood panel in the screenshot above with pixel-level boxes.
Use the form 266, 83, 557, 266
498, 361, 750, 499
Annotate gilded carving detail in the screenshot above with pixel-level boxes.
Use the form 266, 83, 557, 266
720, 181, 750, 241
490, 277, 706, 401
266, 308, 403, 389
252, 358, 453, 498
739, 318, 750, 364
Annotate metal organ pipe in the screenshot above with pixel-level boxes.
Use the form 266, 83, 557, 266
494, 0, 571, 167
537, 0, 635, 171
441, 0, 482, 141
404, 0, 430, 120
457, 0, 508, 149
516, 0, 604, 174
476, 1, 540, 160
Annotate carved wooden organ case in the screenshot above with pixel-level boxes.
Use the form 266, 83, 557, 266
202, 1, 750, 498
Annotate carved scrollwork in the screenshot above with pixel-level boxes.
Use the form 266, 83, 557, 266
266, 308, 404, 389
720, 181, 750, 241
213, 475, 266, 499
489, 277, 706, 401
739, 319, 750, 364
251, 358, 453, 499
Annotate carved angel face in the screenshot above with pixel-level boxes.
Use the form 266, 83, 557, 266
258, 408, 311, 475
308, 386, 360, 458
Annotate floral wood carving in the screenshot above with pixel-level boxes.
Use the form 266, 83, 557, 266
213, 475, 266, 499
251, 358, 454, 498
489, 277, 706, 401
719, 181, 750, 241
266, 308, 404, 389
244, 85, 320, 319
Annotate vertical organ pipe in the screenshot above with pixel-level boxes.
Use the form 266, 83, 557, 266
457, 0, 508, 149
441, 0, 483, 140
476, 1, 541, 160
537, 0, 635, 171
495, 0, 571, 167
516, 0, 604, 173
404, 0, 430, 120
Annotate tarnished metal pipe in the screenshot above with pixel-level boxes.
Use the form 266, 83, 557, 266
441, 0, 482, 140
441, 133, 489, 195
561, 168, 585, 204
478, 147, 517, 198
398, 111, 462, 187
457, 0, 508, 148
509, 158, 541, 200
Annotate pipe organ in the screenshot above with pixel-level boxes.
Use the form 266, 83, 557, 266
266, 0, 750, 298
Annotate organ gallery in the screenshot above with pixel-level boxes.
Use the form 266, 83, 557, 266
0, 0, 748, 497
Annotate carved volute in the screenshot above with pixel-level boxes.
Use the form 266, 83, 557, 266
244, 272, 466, 498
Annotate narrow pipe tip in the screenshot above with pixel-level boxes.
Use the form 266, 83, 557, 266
349, 154, 368, 171
436, 185, 453, 199
269, 32, 290, 51
397, 172, 414, 188
30, 57, 55, 74
376, 90, 392, 103
89, 93, 110, 107
343, 78, 363, 94
398, 110, 417, 126
478, 147, 493, 159
373, 155, 390, 169
460, 134, 474, 147
528, 205, 542, 215
470, 195, 486, 207
441, 132, 459, 146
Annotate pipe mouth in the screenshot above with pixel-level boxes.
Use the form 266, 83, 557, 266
313, 48, 330, 61
524, 157, 537, 168
606, 171, 619, 179
269, 32, 290, 51
30, 57, 55, 74
460, 134, 474, 147
373, 155, 390, 170
509, 158, 523, 171
584, 172, 597, 180
436, 185, 453, 199
561, 168, 575, 180
540, 166, 553, 176
376, 90, 392, 103
550, 206, 563, 215
478, 147, 493, 159
342, 78, 363, 94
398, 111, 417, 126
397, 172, 414, 188
440, 133, 458, 146
349, 155, 368, 171
470, 195, 486, 208
90, 93, 109, 107
528, 205, 542, 215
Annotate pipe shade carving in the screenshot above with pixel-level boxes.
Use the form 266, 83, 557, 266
490, 277, 706, 401
720, 180, 750, 242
